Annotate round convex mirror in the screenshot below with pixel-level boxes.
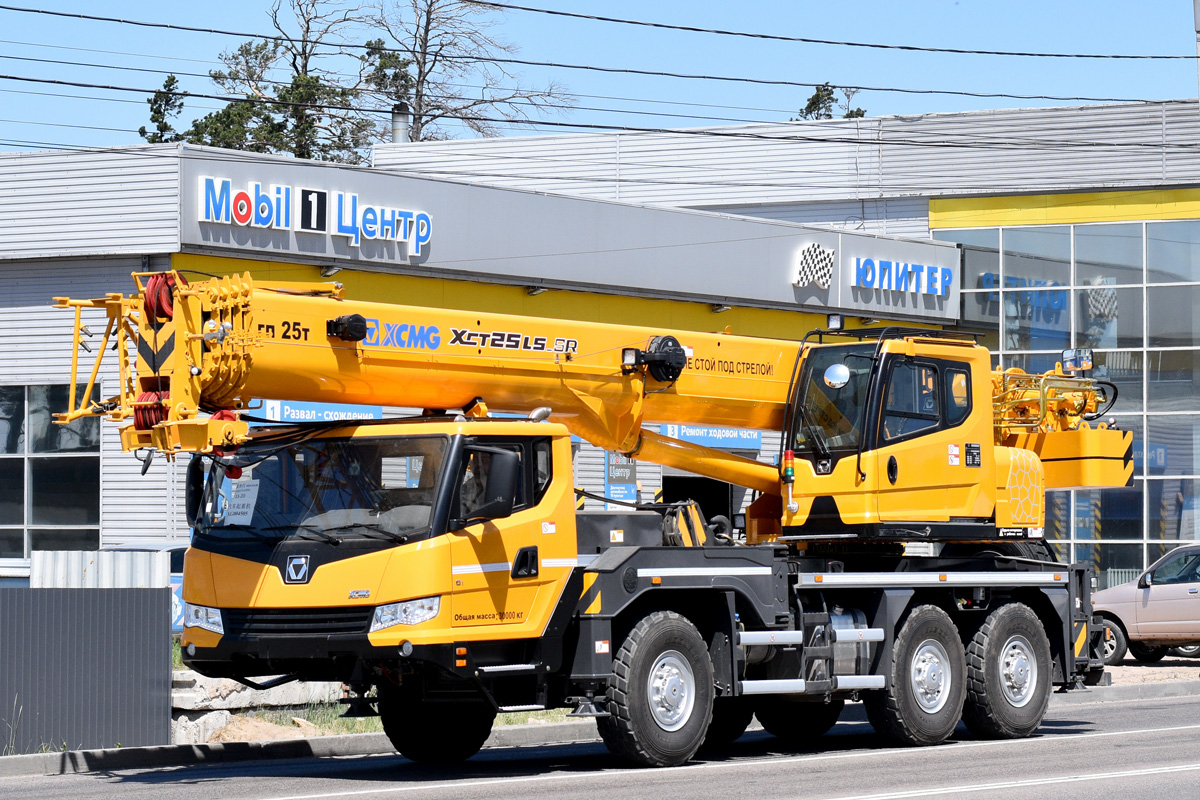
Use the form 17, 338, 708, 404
824, 363, 850, 389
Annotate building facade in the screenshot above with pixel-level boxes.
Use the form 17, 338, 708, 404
0, 143, 956, 580
373, 100, 1200, 585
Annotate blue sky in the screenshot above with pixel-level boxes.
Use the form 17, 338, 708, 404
2, 1, 1199, 151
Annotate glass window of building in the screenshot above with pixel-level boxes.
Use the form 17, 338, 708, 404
0, 384, 100, 559
937, 214, 1200, 585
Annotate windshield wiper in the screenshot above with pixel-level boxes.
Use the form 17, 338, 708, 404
312, 522, 415, 545
796, 404, 832, 462
294, 525, 343, 545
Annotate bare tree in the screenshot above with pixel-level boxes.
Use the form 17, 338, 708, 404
366, 0, 572, 141
193, 0, 378, 162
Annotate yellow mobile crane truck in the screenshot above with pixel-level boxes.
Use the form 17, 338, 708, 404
56, 272, 1130, 767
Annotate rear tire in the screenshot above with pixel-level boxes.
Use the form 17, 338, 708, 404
597, 611, 715, 767
379, 685, 495, 765
755, 697, 845, 745
864, 605, 966, 746
1129, 642, 1167, 663
961, 603, 1052, 739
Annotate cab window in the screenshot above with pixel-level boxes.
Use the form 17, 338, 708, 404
945, 368, 972, 427
1153, 550, 1200, 585
882, 362, 939, 441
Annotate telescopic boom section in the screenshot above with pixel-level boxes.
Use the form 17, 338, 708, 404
54, 272, 792, 494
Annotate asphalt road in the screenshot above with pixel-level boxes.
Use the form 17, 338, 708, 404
6, 696, 1200, 800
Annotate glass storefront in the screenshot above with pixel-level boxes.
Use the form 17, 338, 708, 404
937, 220, 1200, 587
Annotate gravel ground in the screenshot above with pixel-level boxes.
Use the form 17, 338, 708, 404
1106, 654, 1200, 684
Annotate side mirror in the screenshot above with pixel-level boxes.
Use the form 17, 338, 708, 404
824, 363, 850, 389
1138, 572, 1152, 589
1062, 348, 1094, 373
452, 447, 520, 530
185, 456, 205, 528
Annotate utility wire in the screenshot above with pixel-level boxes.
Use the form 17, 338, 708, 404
0, 5, 1156, 103
474, 2, 1198, 60
3, 2, 1192, 62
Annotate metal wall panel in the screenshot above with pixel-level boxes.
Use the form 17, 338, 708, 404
372, 101, 1200, 212
0, 146, 180, 260
30, 550, 170, 588
0, 588, 170, 753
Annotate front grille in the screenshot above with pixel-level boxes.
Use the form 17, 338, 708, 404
223, 607, 373, 637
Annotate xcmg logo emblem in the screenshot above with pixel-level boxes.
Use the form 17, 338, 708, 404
363, 319, 441, 350
199, 177, 433, 257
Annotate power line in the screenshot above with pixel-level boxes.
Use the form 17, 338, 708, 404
474, 1, 1197, 60
0, 5, 1154, 104
1, 35, 804, 117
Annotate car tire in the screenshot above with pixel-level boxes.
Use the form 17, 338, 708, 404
755, 697, 845, 745
961, 603, 1052, 739
597, 610, 715, 767
1170, 645, 1200, 658
1128, 642, 1168, 663
1101, 620, 1128, 666
864, 605, 966, 746
379, 685, 495, 765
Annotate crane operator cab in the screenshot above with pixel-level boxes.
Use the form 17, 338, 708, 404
783, 331, 997, 540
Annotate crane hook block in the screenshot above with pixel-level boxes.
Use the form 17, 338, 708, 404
327, 314, 368, 342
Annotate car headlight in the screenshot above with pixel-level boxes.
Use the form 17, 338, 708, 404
371, 596, 440, 631
183, 602, 223, 635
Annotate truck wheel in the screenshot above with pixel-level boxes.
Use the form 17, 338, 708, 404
379, 687, 495, 765
1101, 619, 1128, 665
597, 611, 715, 767
756, 697, 845, 745
864, 605, 966, 746
1129, 642, 1167, 663
701, 697, 754, 751
961, 603, 1052, 739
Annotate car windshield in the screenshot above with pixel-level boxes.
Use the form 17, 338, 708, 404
792, 343, 875, 453
195, 434, 449, 543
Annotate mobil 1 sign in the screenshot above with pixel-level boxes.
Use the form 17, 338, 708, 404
605, 452, 638, 508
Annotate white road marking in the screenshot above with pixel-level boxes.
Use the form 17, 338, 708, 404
254, 722, 1200, 800
822, 762, 1200, 800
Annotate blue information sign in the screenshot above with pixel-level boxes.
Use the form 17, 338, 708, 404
259, 400, 383, 423
662, 424, 762, 449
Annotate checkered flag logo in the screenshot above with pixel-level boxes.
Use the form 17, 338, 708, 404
794, 243, 835, 290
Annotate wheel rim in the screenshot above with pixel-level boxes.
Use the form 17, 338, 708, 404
647, 649, 695, 732
1102, 628, 1117, 660
911, 639, 951, 714
999, 634, 1037, 708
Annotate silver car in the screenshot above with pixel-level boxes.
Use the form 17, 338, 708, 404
1093, 543, 1200, 665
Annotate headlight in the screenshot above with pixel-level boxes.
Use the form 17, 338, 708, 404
183, 602, 223, 635
371, 596, 440, 631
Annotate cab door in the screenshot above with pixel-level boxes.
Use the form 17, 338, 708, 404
448, 439, 554, 631
875, 356, 990, 523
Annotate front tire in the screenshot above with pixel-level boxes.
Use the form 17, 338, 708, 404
756, 697, 845, 745
1101, 619, 1128, 665
864, 605, 966, 746
598, 611, 715, 767
961, 603, 1052, 739
379, 685, 495, 765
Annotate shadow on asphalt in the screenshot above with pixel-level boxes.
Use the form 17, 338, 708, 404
91, 703, 1100, 787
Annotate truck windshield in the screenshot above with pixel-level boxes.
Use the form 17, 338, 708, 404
195, 434, 449, 543
792, 343, 875, 454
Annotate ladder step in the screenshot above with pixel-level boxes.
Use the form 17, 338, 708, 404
740, 679, 807, 695
477, 664, 539, 674
499, 705, 546, 712
830, 627, 885, 643
833, 675, 885, 690
739, 630, 806, 646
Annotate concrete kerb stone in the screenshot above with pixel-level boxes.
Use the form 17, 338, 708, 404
3, 681, 1199, 779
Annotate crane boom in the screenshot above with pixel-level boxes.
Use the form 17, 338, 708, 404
54, 271, 792, 493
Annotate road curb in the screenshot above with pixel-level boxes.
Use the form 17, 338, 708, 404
3, 681, 1198, 778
